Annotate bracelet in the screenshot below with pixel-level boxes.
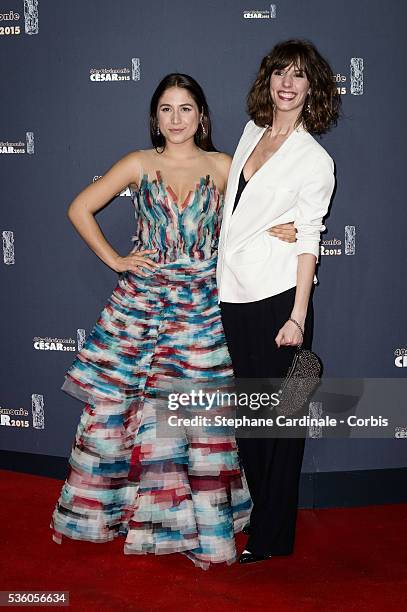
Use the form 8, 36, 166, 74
288, 317, 304, 339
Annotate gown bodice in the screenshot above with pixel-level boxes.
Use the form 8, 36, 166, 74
130, 171, 224, 264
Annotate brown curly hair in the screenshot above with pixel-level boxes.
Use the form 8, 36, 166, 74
247, 39, 341, 135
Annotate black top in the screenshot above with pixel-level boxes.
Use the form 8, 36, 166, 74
232, 169, 248, 214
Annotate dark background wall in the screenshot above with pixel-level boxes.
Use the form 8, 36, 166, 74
1, 0, 406, 487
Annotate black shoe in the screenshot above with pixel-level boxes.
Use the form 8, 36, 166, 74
238, 551, 273, 564
242, 523, 251, 535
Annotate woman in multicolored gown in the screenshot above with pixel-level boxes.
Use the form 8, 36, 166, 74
50, 74, 253, 569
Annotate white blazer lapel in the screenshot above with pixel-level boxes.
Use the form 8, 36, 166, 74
222, 122, 266, 232
229, 125, 304, 227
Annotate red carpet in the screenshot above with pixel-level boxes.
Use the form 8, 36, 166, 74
1, 469, 406, 611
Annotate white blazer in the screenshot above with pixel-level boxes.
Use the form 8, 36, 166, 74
216, 120, 335, 303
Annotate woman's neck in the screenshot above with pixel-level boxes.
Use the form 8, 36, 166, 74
159, 138, 202, 161
269, 109, 301, 137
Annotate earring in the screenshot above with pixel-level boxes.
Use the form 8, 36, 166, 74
200, 118, 207, 136
156, 125, 160, 136
306, 95, 311, 113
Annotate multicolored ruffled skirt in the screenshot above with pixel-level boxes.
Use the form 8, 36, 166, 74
50, 255, 251, 569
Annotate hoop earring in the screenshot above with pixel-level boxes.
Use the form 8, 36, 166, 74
200, 118, 207, 136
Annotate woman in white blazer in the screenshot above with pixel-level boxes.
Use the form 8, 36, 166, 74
218, 40, 341, 564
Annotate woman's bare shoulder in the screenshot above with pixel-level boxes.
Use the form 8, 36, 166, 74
122, 149, 158, 183
124, 149, 156, 164
203, 152, 232, 192
207, 151, 232, 162
206, 151, 232, 173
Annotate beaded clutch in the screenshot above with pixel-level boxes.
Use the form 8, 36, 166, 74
276, 318, 322, 416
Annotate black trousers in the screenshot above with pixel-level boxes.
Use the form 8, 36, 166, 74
220, 287, 313, 555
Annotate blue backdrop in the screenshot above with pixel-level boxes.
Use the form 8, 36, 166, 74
1, 0, 406, 483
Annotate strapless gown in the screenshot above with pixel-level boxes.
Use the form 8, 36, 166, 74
50, 170, 251, 569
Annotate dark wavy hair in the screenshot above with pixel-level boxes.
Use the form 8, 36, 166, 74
150, 73, 216, 152
247, 39, 341, 135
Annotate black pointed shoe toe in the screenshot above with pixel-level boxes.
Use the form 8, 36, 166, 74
238, 551, 273, 564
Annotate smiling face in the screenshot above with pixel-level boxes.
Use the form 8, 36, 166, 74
157, 86, 201, 146
270, 62, 310, 116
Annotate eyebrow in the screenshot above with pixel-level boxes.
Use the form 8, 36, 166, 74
159, 102, 194, 107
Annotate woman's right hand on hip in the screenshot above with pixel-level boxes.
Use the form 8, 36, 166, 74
113, 249, 159, 276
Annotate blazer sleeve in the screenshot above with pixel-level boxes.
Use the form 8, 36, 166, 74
294, 153, 335, 262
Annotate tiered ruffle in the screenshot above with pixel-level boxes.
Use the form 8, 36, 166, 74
51, 257, 251, 569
